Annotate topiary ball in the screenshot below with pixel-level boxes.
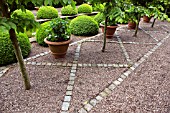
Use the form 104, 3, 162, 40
94, 13, 105, 25
93, 4, 104, 12
0, 32, 31, 65
61, 5, 78, 16
70, 15, 99, 36
78, 4, 92, 13
37, 6, 58, 19
12, 9, 35, 20
36, 21, 51, 46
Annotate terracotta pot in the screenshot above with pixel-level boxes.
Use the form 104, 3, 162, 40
100, 24, 118, 39
128, 22, 136, 29
44, 38, 71, 58
143, 16, 151, 23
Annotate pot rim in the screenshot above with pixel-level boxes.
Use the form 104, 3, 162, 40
44, 37, 71, 46
100, 23, 119, 28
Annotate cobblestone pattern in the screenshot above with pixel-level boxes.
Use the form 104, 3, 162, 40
61, 43, 81, 112
77, 33, 170, 113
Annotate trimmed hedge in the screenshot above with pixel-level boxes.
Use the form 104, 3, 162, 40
94, 13, 105, 25
70, 15, 99, 36
37, 6, 58, 19
78, 4, 92, 13
36, 21, 51, 46
12, 9, 35, 20
0, 33, 31, 65
93, 4, 104, 12
61, 5, 78, 16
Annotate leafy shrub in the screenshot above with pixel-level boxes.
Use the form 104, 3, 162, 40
36, 21, 51, 46
70, 15, 99, 36
0, 32, 31, 65
93, 4, 104, 12
37, 6, 58, 19
61, 5, 78, 16
12, 9, 35, 20
78, 4, 92, 13
94, 13, 105, 25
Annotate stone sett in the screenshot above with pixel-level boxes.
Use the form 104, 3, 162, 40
100, 91, 108, 97
120, 74, 127, 79
62, 102, 70, 111
113, 80, 121, 86
78, 108, 87, 113
84, 104, 93, 111
69, 76, 76, 81
67, 85, 73, 91
64, 96, 72, 102
104, 88, 112, 94
68, 81, 74, 85
90, 99, 98, 106
96, 95, 103, 101
66, 91, 72, 96
108, 84, 116, 91
118, 77, 124, 82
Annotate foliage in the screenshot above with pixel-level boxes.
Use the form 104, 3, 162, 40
36, 21, 51, 46
46, 18, 71, 42
93, 4, 104, 12
78, 4, 93, 13
69, 15, 99, 36
61, 5, 78, 16
11, 9, 35, 20
37, 6, 58, 19
0, 32, 31, 65
94, 12, 105, 25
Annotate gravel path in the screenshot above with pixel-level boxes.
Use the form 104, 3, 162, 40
0, 19, 169, 113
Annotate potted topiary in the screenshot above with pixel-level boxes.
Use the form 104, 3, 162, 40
44, 18, 71, 58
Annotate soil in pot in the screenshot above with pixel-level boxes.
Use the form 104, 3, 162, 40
143, 15, 151, 23
44, 38, 71, 58
101, 25, 118, 39
128, 22, 136, 29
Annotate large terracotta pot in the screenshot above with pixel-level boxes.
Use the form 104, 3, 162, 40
128, 22, 136, 29
143, 16, 151, 23
44, 38, 71, 58
100, 24, 118, 39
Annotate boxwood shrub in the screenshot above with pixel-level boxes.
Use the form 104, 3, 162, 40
93, 4, 104, 12
94, 13, 105, 25
78, 4, 92, 13
61, 5, 78, 16
36, 21, 51, 46
12, 9, 35, 20
37, 6, 58, 19
69, 15, 99, 36
0, 32, 31, 65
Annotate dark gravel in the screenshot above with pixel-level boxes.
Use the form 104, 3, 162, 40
69, 67, 127, 113
78, 42, 127, 64
0, 65, 70, 113
90, 28, 170, 113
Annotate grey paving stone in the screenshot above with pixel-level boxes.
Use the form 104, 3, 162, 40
27, 62, 31, 65
120, 74, 127, 79
118, 64, 124, 67
31, 62, 36, 65
70, 73, 76, 77
47, 63, 52, 66
71, 69, 76, 73
40, 53, 45, 56
90, 99, 98, 106
67, 63, 72, 67
57, 63, 62, 66
96, 95, 103, 101
108, 84, 116, 91
78, 64, 83, 67
36, 62, 41, 65
71, 66, 77, 70
42, 62, 47, 65
91, 64, 97, 67
97, 64, 103, 67
108, 64, 112, 67
68, 81, 74, 85
118, 77, 124, 82
67, 85, 73, 91
73, 61, 78, 64
66, 91, 72, 96
83, 64, 88, 67
61, 102, 70, 111
78, 108, 87, 113
64, 96, 71, 102
113, 80, 121, 86
62, 63, 67, 67
113, 64, 119, 67
69, 76, 75, 81
84, 104, 93, 111
104, 88, 112, 94
0, 73, 3, 77
104, 64, 108, 67
72, 64, 77, 67
123, 70, 132, 77
100, 91, 108, 97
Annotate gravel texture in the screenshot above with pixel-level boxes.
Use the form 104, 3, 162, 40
28, 42, 49, 57
90, 30, 170, 113
79, 42, 127, 64
123, 44, 154, 63
69, 67, 127, 113
116, 27, 156, 43
29, 45, 77, 63
0, 65, 70, 113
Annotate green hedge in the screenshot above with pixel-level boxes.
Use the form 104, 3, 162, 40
61, 5, 78, 16
12, 9, 35, 20
36, 21, 51, 46
93, 4, 104, 12
37, 6, 58, 19
70, 15, 99, 36
94, 13, 105, 25
78, 4, 92, 13
0, 33, 31, 65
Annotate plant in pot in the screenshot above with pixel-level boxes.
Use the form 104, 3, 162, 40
44, 18, 71, 58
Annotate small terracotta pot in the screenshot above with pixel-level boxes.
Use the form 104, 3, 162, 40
100, 24, 118, 39
143, 16, 151, 23
128, 22, 136, 29
44, 38, 71, 58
